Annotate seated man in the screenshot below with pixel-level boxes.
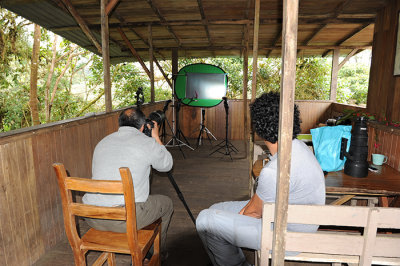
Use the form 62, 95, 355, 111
82, 107, 173, 257
196, 92, 326, 266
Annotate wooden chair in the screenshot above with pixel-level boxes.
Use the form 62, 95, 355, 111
257, 203, 400, 266
53, 163, 161, 266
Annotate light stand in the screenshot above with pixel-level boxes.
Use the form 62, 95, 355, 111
165, 79, 194, 158
195, 108, 217, 148
210, 97, 238, 160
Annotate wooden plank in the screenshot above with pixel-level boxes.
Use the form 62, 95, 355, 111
65, 177, 123, 193
1, 142, 29, 265
0, 144, 13, 265
16, 138, 44, 264
272, 0, 299, 264
101, 0, 112, 112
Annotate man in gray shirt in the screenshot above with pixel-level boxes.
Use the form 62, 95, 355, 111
83, 107, 173, 254
196, 92, 325, 266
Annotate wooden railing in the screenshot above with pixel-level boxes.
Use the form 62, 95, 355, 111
179, 99, 333, 140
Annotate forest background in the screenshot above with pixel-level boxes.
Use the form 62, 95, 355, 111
0, 8, 371, 132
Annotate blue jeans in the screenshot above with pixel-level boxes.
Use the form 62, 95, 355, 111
196, 201, 260, 266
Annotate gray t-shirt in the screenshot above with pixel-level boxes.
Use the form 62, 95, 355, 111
256, 139, 325, 232
82, 126, 173, 207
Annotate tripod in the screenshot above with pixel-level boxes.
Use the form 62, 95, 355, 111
167, 171, 195, 225
210, 97, 238, 160
165, 98, 194, 158
195, 108, 217, 148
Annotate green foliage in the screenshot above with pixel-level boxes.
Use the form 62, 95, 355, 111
337, 63, 370, 105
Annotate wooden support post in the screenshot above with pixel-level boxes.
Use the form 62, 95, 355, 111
330, 48, 340, 102
251, 0, 260, 101
149, 24, 155, 103
101, 0, 112, 112
172, 48, 178, 80
272, 0, 299, 265
243, 23, 250, 194
249, 0, 260, 197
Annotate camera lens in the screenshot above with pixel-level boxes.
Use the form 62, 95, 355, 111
148, 110, 165, 125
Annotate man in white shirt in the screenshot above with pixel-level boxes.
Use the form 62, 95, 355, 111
83, 107, 174, 254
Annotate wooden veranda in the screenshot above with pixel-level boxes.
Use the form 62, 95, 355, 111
1, 0, 400, 265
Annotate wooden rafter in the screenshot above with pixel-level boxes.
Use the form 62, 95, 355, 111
106, 0, 120, 16
337, 23, 371, 45
49, 17, 376, 32
196, 0, 214, 56
266, 28, 282, 58
145, 0, 182, 47
300, 0, 353, 54
117, 27, 151, 78
60, 0, 102, 54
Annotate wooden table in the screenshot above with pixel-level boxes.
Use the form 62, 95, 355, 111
252, 159, 400, 207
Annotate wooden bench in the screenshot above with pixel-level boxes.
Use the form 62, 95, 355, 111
257, 203, 400, 266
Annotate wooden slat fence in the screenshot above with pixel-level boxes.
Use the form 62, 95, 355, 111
179, 100, 332, 140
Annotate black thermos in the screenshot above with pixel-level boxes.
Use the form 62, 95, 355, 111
342, 116, 369, 178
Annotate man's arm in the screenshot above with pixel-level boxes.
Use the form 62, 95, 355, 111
239, 193, 263, 218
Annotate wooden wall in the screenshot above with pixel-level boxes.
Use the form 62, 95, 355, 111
0, 102, 166, 266
367, 0, 400, 122
368, 123, 400, 172
179, 100, 332, 140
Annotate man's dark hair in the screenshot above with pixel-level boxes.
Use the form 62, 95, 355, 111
250, 92, 301, 143
118, 108, 146, 129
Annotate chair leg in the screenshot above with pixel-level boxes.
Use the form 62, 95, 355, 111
72, 250, 87, 266
107, 253, 116, 266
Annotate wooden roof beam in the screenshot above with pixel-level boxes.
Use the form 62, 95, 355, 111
117, 27, 151, 78
299, 0, 353, 55
266, 28, 282, 58
60, 0, 102, 54
49, 17, 376, 32
321, 23, 371, 58
196, 0, 213, 52
117, 45, 371, 53
145, 0, 182, 47
106, 0, 120, 16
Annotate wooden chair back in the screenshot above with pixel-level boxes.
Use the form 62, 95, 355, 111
260, 203, 400, 266
53, 163, 160, 266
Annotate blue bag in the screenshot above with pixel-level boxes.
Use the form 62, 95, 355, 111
310, 125, 351, 172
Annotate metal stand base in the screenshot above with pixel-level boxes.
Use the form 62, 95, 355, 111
209, 97, 237, 160
210, 139, 238, 160
195, 108, 217, 148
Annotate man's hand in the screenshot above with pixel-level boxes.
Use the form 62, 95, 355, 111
150, 121, 163, 145
239, 193, 263, 218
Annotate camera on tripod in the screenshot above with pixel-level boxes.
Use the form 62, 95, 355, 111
143, 110, 166, 137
